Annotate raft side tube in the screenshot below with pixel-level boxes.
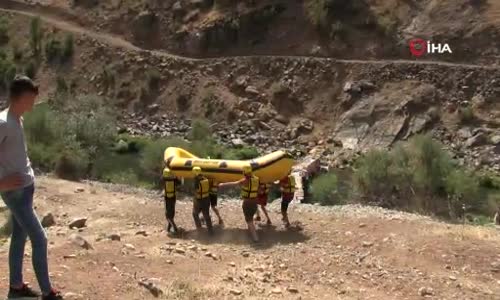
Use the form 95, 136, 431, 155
163, 147, 294, 183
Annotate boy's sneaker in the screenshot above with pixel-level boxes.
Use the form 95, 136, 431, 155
7, 283, 40, 299
42, 289, 64, 300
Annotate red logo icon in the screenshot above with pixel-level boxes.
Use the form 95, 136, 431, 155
409, 39, 426, 57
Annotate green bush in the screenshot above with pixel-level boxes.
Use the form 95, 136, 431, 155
140, 138, 173, 181
354, 149, 394, 198
45, 38, 63, 63
24, 61, 37, 79
30, 17, 43, 58
146, 69, 161, 90
446, 169, 482, 215
189, 119, 212, 141
62, 33, 74, 61
12, 44, 23, 61
459, 106, 475, 124
0, 16, 9, 45
304, 0, 330, 28
311, 172, 339, 205
224, 146, 259, 160
0, 52, 17, 88
54, 145, 89, 181
56, 76, 68, 94
353, 134, 483, 218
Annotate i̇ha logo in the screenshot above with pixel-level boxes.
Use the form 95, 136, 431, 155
409, 39, 452, 57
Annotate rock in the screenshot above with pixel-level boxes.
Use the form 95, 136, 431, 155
108, 233, 121, 241
138, 280, 163, 297
64, 292, 83, 299
358, 223, 367, 228
230, 289, 242, 295
465, 132, 487, 148
418, 287, 434, 296
490, 135, 500, 145
449, 275, 457, 281
172, 1, 184, 15
69, 218, 87, 229
271, 288, 282, 294
166, 260, 173, 264
457, 127, 472, 139
63, 254, 77, 259
231, 138, 245, 147
132, 11, 158, 40
41, 213, 56, 228
175, 248, 186, 254
275, 114, 289, 124
75, 187, 85, 193
235, 75, 248, 88
343, 80, 375, 94
229, 262, 236, 267
362, 241, 374, 247
124, 244, 136, 251
287, 287, 299, 293
245, 85, 260, 95
135, 230, 148, 236
188, 245, 198, 251
242, 252, 250, 257
72, 0, 98, 8
69, 234, 93, 250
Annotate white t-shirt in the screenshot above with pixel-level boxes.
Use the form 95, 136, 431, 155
0, 109, 35, 189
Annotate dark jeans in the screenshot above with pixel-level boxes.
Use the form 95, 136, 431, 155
1, 184, 52, 294
192, 198, 213, 232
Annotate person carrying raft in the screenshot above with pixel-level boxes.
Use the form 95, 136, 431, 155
219, 165, 260, 242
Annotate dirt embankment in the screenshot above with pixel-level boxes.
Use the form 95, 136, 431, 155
1, 177, 499, 299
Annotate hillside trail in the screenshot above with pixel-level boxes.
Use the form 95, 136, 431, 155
0, 177, 499, 300
1, 0, 500, 70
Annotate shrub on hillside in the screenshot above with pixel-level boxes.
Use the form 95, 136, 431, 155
63, 33, 74, 61
45, 38, 63, 63
225, 146, 259, 160
311, 172, 339, 205
0, 16, 9, 46
304, 0, 329, 28
24, 61, 37, 79
146, 69, 161, 90
0, 58, 16, 89
55, 147, 89, 181
12, 44, 23, 61
189, 119, 212, 141
353, 134, 482, 218
354, 149, 394, 199
30, 17, 43, 58
459, 106, 475, 124
140, 138, 175, 182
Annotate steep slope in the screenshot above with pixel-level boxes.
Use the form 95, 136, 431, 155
12, 0, 500, 62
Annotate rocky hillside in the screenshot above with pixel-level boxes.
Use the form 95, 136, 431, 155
0, 0, 499, 172
0, 1, 500, 171
13, 0, 500, 62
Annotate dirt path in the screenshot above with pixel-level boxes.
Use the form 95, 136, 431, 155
1, 177, 499, 300
1, 0, 500, 70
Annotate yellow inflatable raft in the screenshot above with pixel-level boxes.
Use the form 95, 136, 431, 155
164, 147, 294, 183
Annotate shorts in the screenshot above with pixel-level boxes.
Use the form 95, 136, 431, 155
242, 199, 258, 222
256, 195, 268, 206
209, 193, 218, 207
282, 193, 294, 202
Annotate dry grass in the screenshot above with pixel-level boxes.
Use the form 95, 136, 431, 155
428, 223, 500, 242
161, 281, 217, 300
